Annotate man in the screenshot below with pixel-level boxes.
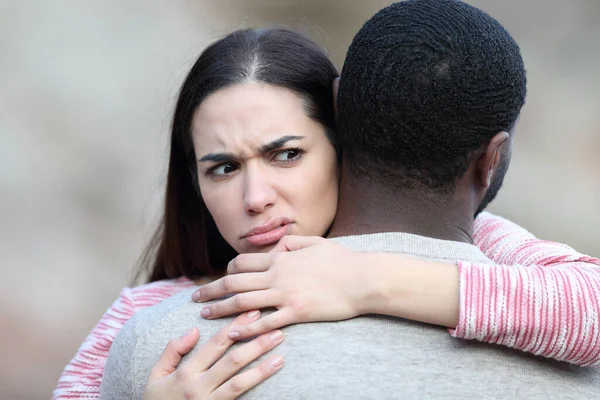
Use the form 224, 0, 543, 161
101, 1, 599, 398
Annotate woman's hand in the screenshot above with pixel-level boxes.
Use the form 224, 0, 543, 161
142, 311, 284, 400
191, 236, 369, 340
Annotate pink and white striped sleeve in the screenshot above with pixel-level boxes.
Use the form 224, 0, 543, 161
451, 211, 600, 366
52, 278, 195, 399
52, 287, 137, 399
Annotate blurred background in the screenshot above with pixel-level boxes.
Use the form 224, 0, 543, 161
1, 0, 598, 398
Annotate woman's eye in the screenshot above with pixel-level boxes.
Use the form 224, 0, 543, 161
273, 149, 302, 162
210, 163, 237, 176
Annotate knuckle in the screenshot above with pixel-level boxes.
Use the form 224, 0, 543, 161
289, 296, 309, 313
221, 275, 236, 292
230, 253, 252, 274
261, 319, 276, 332
226, 350, 245, 369
233, 294, 248, 309
209, 329, 229, 347
174, 367, 191, 383
227, 377, 245, 395
234, 253, 249, 266
182, 384, 197, 400
257, 333, 274, 350
267, 319, 279, 330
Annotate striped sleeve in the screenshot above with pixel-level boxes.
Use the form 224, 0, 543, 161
451, 212, 600, 366
52, 287, 137, 399
52, 278, 195, 399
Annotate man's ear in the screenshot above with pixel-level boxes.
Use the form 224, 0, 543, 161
477, 131, 509, 188
332, 77, 340, 121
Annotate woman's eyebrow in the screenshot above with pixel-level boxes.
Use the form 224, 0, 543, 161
197, 152, 235, 163
197, 135, 305, 163
259, 135, 305, 153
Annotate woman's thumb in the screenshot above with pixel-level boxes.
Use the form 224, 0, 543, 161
147, 327, 200, 380
270, 235, 324, 252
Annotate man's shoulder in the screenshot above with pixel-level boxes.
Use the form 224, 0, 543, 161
330, 232, 492, 264
123, 287, 235, 348
127, 287, 200, 331
128, 277, 197, 310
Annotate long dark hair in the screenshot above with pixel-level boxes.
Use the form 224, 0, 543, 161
135, 28, 339, 283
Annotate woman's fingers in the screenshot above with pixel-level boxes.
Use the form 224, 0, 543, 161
227, 253, 277, 274
269, 235, 325, 252
193, 272, 270, 303
201, 290, 280, 320
227, 310, 295, 341
148, 327, 200, 380
204, 330, 284, 390
186, 311, 261, 372
209, 354, 285, 400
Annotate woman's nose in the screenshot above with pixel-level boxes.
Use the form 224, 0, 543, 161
242, 167, 278, 215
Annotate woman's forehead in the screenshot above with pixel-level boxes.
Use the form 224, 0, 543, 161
196, 82, 304, 120
191, 83, 321, 153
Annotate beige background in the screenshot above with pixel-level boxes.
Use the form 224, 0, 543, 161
1, 1, 598, 399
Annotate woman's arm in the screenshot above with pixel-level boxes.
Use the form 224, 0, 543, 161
455, 211, 600, 366
193, 224, 600, 367
52, 287, 137, 400
350, 212, 600, 366
53, 278, 195, 399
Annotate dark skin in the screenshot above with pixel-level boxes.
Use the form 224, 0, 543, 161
328, 78, 513, 243
329, 131, 512, 242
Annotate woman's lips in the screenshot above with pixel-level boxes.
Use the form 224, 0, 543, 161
242, 218, 293, 247
244, 224, 291, 246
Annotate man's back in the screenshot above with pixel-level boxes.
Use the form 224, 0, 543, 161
101, 233, 599, 400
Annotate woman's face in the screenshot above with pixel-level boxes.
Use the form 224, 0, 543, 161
191, 83, 339, 254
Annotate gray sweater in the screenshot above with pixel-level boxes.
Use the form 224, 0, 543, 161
100, 233, 599, 399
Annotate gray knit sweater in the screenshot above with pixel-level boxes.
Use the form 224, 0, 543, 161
100, 232, 599, 399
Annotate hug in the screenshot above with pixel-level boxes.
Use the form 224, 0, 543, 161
55, 1, 600, 399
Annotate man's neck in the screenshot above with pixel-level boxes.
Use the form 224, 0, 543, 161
327, 172, 476, 244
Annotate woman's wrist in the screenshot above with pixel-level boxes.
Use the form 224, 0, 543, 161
352, 252, 404, 316
353, 252, 460, 328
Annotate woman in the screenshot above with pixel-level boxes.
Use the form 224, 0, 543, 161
55, 28, 600, 400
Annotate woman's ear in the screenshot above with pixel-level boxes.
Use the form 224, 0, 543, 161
332, 77, 340, 121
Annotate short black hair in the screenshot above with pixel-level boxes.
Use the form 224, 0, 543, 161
337, 0, 527, 193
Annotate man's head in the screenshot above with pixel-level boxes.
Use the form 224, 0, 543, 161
337, 0, 526, 215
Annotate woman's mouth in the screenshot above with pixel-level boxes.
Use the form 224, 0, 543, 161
242, 217, 293, 247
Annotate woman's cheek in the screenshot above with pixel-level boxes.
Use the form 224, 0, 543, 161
205, 184, 241, 231
201, 186, 223, 222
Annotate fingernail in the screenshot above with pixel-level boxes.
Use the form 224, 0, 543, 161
248, 310, 261, 320
270, 330, 283, 342
191, 291, 200, 302
201, 308, 211, 318
228, 331, 240, 339
181, 328, 195, 338
271, 356, 284, 369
